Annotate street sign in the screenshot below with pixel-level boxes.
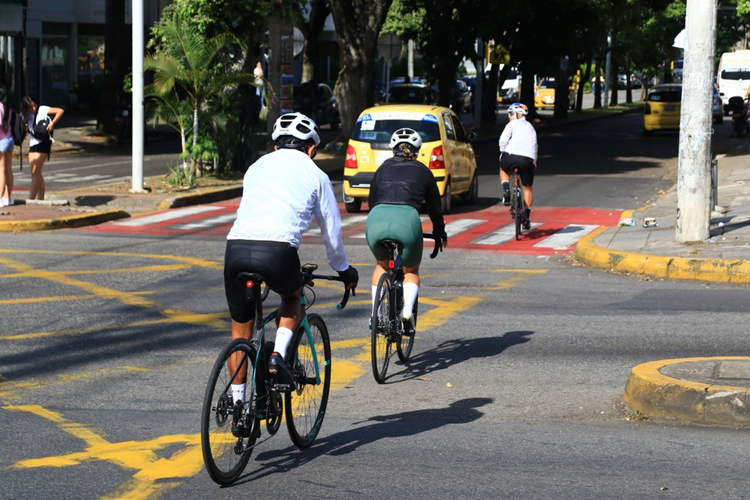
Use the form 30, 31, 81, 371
378, 33, 402, 60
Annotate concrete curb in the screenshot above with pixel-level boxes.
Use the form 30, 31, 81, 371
0, 209, 129, 232
574, 226, 750, 284
156, 185, 243, 211
624, 357, 750, 426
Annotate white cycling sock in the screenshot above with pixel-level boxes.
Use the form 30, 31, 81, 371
231, 383, 246, 404
274, 327, 294, 360
371, 285, 378, 315
402, 282, 419, 319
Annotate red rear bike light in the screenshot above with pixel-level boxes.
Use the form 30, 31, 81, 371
388, 260, 395, 269
345, 145, 358, 169
429, 145, 445, 170
246, 281, 254, 288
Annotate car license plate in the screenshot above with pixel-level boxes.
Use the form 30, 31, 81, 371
376, 150, 393, 165
664, 105, 675, 111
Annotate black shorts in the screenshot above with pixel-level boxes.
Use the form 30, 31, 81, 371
30, 140, 52, 157
500, 153, 535, 187
224, 240, 302, 323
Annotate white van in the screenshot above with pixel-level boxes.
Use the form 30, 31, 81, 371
717, 50, 750, 115
485, 64, 521, 104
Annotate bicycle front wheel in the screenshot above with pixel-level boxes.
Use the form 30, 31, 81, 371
397, 295, 417, 363
201, 338, 258, 485
285, 313, 331, 449
372, 272, 393, 383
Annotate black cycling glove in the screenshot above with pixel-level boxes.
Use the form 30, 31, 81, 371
338, 266, 359, 288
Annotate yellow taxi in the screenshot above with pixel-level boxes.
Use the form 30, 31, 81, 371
343, 104, 478, 213
643, 83, 681, 135
534, 77, 577, 110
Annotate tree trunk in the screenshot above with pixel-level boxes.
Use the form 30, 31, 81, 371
520, 62, 537, 119
482, 64, 499, 127
295, 0, 330, 83
593, 60, 602, 109
577, 58, 591, 113
329, 0, 393, 142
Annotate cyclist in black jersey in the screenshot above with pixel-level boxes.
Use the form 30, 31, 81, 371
365, 128, 448, 329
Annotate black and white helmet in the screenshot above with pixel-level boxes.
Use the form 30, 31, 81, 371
389, 128, 422, 150
272, 112, 321, 146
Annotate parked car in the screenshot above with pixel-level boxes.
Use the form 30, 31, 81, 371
342, 104, 478, 214
387, 83, 437, 105
388, 76, 427, 89
617, 74, 643, 89
713, 84, 724, 124
534, 77, 576, 110
498, 66, 521, 104
293, 82, 340, 130
643, 83, 682, 135
459, 75, 477, 111
451, 79, 472, 114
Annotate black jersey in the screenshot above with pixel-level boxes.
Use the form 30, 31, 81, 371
368, 155, 445, 234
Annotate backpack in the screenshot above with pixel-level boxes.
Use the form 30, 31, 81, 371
31, 114, 52, 142
9, 109, 27, 146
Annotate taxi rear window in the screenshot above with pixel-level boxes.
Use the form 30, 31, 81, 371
648, 91, 681, 102
351, 119, 441, 144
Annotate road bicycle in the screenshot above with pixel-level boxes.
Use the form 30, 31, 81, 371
508, 166, 525, 240
370, 233, 441, 384
201, 264, 352, 485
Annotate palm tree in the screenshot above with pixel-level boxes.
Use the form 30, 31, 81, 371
145, 11, 257, 173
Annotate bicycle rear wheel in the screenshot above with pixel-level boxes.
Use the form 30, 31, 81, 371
285, 313, 331, 448
371, 272, 393, 383
397, 293, 417, 363
513, 180, 524, 240
201, 338, 258, 485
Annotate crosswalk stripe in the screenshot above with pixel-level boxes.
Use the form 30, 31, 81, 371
308, 215, 368, 236
114, 206, 223, 226
175, 212, 237, 230
445, 219, 485, 235
472, 222, 542, 245
533, 224, 599, 249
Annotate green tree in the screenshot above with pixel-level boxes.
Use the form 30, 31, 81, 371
145, 10, 257, 175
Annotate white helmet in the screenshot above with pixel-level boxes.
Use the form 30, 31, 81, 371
272, 112, 321, 146
389, 128, 422, 150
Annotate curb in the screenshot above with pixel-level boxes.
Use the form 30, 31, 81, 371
156, 185, 243, 211
574, 226, 750, 284
0, 209, 129, 232
624, 357, 750, 426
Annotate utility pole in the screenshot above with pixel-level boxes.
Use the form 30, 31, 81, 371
131, 0, 145, 192
676, 0, 716, 242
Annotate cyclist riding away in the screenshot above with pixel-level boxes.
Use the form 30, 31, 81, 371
365, 128, 448, 330
224, 112, 358, 406
499, 102, 538, 230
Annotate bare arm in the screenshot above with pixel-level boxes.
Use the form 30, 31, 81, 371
47, 107, 65, 131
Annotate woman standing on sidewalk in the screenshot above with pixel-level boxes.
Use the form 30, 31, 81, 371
22, 96, 64, 201
0, 84, 14, 207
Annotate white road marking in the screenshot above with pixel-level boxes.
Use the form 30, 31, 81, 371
175, 213, 237, 230
472, 223, 542, 245
114, 205, 223, 226
533, 224, 598, 249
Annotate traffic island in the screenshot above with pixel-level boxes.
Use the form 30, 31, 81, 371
624, 357, 750, 426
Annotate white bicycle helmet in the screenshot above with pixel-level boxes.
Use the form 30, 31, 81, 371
508, 102, 529, 116
271, 112, 321, 146
389, 128, 423, 149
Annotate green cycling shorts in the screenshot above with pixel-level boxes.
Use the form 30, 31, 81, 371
365, 204, 424, 268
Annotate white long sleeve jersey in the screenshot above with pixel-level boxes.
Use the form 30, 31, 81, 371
498, 118, 538, 163
227, 148, 350, 272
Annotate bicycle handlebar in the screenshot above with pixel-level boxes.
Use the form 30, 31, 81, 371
306, 272, 356, 310
423, 232, 443, 259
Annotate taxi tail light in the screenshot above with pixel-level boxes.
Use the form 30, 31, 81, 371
644, 103, 652, 115
345, 145, 357, 169
429, 146, 445, 170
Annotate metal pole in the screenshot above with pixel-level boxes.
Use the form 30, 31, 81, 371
676, 0, 716, 242
474, 38, 483, 128
385, 60, 391, 105
408, 39, 414, 78
604, 34, 611, 109
131, 0, 145, 192
710, 159, 718, 211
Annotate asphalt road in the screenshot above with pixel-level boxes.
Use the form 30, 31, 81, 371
1, 112, 748, 499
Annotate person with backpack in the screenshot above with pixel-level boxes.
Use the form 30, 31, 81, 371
0, 84, 14, 206
22, 96, 65, 201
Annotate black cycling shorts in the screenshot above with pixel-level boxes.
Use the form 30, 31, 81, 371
500, 153, 535, 187
224, 239, 302, 323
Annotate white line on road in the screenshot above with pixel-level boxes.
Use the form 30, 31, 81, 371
114, 206, 223, 226
174, 213, 237, 230
472, 223, 542, 245
533, 224, 599, 249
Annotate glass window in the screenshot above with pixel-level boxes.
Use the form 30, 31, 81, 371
443, 113, 455, 140
389, 86, 427, 103
648, 91, 681, 102
721, 69, 750, 80
351, 118, 441, 145
41, 36, 69, 107
77, 37, 105, 110
451, 115, 467, 143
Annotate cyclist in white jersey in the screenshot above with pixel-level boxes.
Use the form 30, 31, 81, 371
499, 102, 538, 229
224, 112, 358, 403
